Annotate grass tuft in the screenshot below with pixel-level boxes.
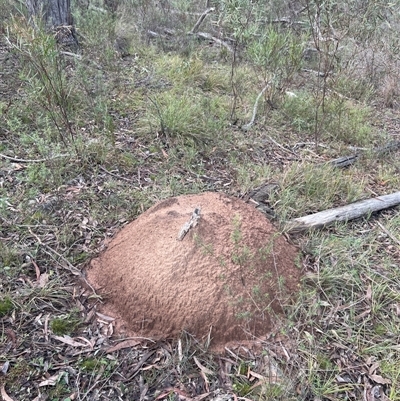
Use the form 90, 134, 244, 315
0, 297, 14, 317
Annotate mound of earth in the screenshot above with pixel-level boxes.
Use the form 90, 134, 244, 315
87, 192, 301, 346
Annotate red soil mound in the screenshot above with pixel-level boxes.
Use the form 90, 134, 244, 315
87, 192, 301, 346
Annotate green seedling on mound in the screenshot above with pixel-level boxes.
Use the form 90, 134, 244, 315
193, 233, 214, 256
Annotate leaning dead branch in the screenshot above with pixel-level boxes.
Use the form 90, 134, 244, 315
189, 7, 215, 34
241, 84, 270, 131
285, 191, 400, 233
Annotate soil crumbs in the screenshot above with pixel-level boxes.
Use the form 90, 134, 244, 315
87, 191, 301, 348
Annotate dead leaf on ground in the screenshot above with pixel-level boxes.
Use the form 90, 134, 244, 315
0, 361, 9, 375
1, 384, 15, 401
52, 335, 90, 347
37, 272, 49, 288
32, 259, 41, 281
5, 329, 17, 349
38, 371, 66, 387
106, 339, 141, 353
369, 374, 391, 385
155, 387, 190, 400
368, 361, 380, 375
96, 312, 115, 322
193, 356, 214, 375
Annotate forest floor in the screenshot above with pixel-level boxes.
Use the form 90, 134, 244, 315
1, 8, 400, 401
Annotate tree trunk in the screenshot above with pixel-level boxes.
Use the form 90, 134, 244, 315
25, 0, 78, 47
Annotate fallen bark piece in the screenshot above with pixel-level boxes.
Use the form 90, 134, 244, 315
177, 206, 201, 240
328, 154, 358, 168
285, 191, 400, 233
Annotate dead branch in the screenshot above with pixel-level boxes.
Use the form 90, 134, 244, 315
285, 191, 400, 233
328, 140, 400, 169
302, 68, 330, 77
241, 84, 270, 131
195, 32, 233, 53
189, 7, 215, 34
0, 153, 69, 163
99, 165, 138, 184
328, 154, 359, 168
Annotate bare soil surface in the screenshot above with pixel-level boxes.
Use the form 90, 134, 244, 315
87, 192, 301, 347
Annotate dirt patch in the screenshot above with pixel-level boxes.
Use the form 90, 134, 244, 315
87, 192, 302, 346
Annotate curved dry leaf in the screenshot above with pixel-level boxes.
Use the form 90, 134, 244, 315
193, 356, 213, 375
38, 272, 49, 288
75, 337, 95, 349
1, 384, 15, 401
366, 284, 372, 300
95, 312, 115, 322
0, 361, 9, 375
39, 371, 66, 387
369, 374, 391, 385
52, 335, 89, 347
106, 339, 140, 353
32, 259, 41, 281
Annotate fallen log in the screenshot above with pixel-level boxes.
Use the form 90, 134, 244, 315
285, 191, 400, 233
327, 140, 400, 169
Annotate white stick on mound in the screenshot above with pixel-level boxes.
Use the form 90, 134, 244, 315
285, 191, 400, 233
177, 207, 201, 240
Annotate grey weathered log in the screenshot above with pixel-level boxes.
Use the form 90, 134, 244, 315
328, 140, 400, 169
285, 191, 400, 233
329, 154, 358, 168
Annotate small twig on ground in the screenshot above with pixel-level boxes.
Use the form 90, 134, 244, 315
241, 84, 270, 131
267, 136, 298, 156
0, 153, 69, 163
376, 221, 400, 246
28, 228, 98, 294
99, 165, 138, 184
60, 51, 82, 59
195, 32, 233, 53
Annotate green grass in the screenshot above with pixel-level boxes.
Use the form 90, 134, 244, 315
0, 297, 14, 317
50, 314, 81, 335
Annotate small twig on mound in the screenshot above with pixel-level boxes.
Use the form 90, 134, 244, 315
285, 191, 400, 233
177, 207, 201, 240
